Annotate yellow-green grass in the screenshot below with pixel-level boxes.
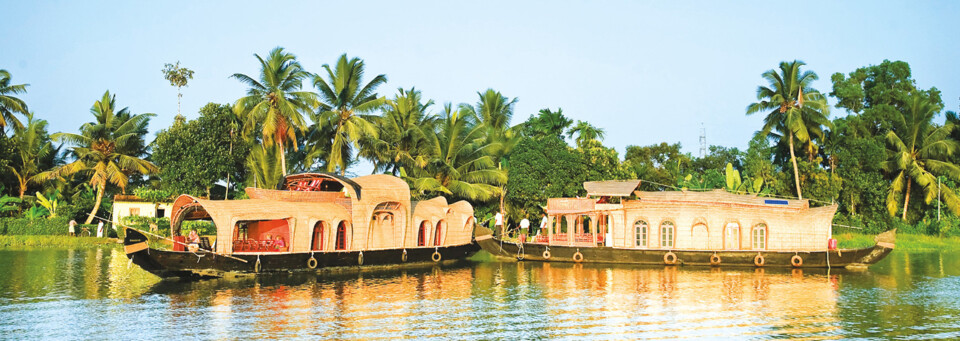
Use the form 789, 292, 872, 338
834, 232, 960, 252
0, 235, 117, 249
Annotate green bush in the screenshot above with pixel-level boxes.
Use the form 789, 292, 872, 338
183, 220, 216, 236
120, 216, 171, 237
0, 217, 72, 235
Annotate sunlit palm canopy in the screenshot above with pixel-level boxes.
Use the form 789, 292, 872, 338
363, 87, 437, 174
882, 94, 960, 218
313, 53, 387, 174
232, 47, 317, 174
402, 104, 506, 202
0, 69, 29, 132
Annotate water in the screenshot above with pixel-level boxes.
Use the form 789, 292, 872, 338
0, 248, 958, 340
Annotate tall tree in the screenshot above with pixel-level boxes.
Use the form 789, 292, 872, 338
567, 120, 606, 148
161, 61, 194, 118
232, 47, 317, 175
882, 94, 960, 220
461, 89, 519, 161
313, 53, 387, 176
403, 104, 506, 202
152, 103, 249, 197
7, 112, 53, 198
35, 91, 158, 224
746, 60, 832, 200
0, 69, 28, 133
364, 87, 435, 174
521, 108, 572, 139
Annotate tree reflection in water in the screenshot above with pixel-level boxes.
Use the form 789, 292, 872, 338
1, 249, 960, 339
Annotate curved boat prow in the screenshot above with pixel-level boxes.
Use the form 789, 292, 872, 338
875, 228, 897, 249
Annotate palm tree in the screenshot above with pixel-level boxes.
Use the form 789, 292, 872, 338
7, 112, 53, 198
882, 94, 960, 220
403, 104, 506, 201
245, 144, 283, 189
523, 108, 572, 139
232, 47, 317, 176
567, 120, 606, 148
363, 88, 436, 174
0, 69, 29, 133
461, 89, 519, 160
313, 53, 388, 176
34, 91, 158, 224
746, 60, 832, 200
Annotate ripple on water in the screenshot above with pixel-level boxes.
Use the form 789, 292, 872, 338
1, 250, 960, 339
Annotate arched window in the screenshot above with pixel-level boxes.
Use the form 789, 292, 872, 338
635, 220, 648, 247
335, 221, 348, 250
311, 221, 326, 251
752, 223, 767, 250
434, 221, 444, 246
417, 221, 428, 246
691, 223, 709, 249
724, 222, 740, 250
660, 221, 675, 248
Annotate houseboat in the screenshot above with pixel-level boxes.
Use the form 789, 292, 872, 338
124, 173, 479, 278
477, 180, 895, 268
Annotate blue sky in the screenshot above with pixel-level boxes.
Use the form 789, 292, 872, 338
2, 1, 958, 174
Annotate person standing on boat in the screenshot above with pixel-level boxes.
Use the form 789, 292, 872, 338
519, 218, 530, 243
68, 219, 76, 237
539, 216, 548, 236
96, 220, 104, 238
494, 212, 504, 238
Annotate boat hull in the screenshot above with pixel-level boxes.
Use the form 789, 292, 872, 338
124, 229, 480, 279
475, 227, 894, 269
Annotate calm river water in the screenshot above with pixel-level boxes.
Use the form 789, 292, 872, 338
0, 248, 958, 340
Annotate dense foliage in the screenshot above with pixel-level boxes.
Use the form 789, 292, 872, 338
2, 56, 958, 238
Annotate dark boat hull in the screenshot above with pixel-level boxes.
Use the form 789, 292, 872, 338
124, 229, 480, 279
475, 227, 895, 269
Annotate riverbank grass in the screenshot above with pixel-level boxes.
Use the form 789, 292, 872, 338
834, 232, 960, 252
0, 235, 117, 249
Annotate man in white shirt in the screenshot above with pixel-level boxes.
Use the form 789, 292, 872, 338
519, 218, 530, 242
494, 212, 504, 237
96, 220, 104, 238
539, 216, 548, 236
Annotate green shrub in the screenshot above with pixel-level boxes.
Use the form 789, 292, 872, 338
0, 217, 72, 235
183, 220, 216, 236
120, 216, 171, 237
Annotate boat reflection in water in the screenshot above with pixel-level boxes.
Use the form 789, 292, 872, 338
145, 262, 842, 339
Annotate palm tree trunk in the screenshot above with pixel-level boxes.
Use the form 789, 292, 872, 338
85, 183, 105, 224
902, 179, 911, 220
788, 131, 803, 200
279, 141, 287, 175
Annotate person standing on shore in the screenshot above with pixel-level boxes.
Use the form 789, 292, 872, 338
68, 220, 77, 237
96, 220, 104, 238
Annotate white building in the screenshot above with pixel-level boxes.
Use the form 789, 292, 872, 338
112, 194, 173, 227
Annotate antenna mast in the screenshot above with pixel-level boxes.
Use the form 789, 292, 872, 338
699, 123, 707, 158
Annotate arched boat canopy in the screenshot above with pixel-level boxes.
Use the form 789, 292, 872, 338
169, 194, 352, 254
281, 173, 363, 200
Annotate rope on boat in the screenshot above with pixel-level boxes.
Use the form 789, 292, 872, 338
89, 213, 248, 264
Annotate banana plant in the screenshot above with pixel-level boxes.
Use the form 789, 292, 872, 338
724, 163, 765, 195
35, 191, 58, 218
23, 205, 48, 219
0, 195, 21, 214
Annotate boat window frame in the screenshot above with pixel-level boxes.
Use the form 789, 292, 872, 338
335, 221, 349, 251
434, 220, 445, 246
752, 223, 767, 250
691, 222, 709, 250
724, 221, 741, 250
634, 219, 648, 248
660, 220, 675, 248
417, 220, 429, 246
311, 221, 327, 251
